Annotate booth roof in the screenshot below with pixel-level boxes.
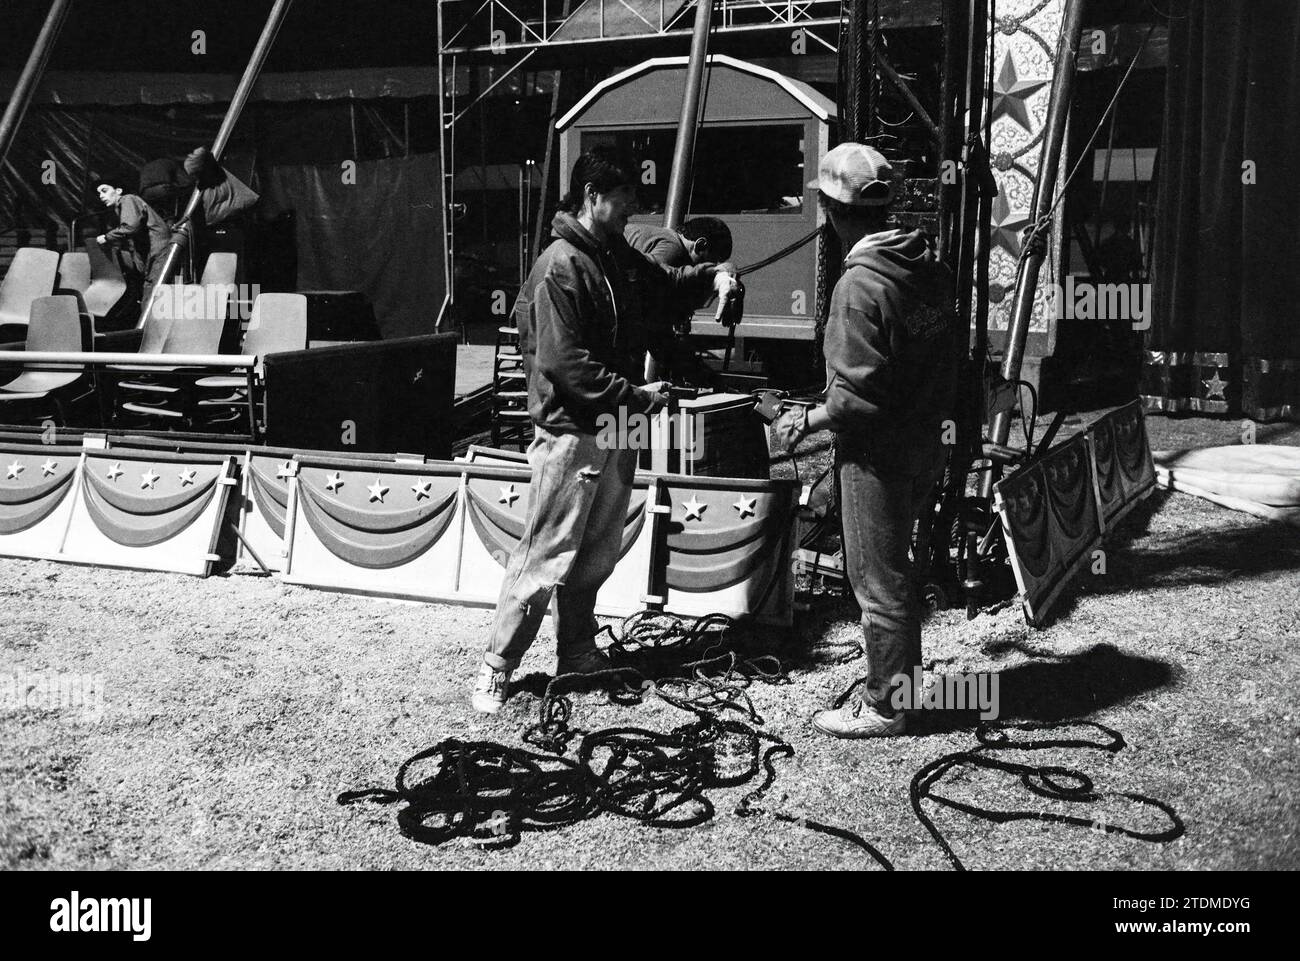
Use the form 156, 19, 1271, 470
556, 55, 837, 130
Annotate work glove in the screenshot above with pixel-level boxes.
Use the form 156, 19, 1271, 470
770, 404, 809, 453
711, 266, 740, 322
637, 380, 672, 415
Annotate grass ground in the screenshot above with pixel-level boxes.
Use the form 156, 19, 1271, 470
1, 415, 1297, 870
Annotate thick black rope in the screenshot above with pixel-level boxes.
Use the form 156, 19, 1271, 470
911, 720, 1186, 870
340, 616, 1184, 869
340, 611, 893, 867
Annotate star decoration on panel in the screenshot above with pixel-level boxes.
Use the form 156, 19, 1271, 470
40, 459, 57, 476
1203, 371, 1229, 400
411, 480, 433, 501
106, 462, 124, 481
178, 468, 197, 487
990, 52, 1049, 134
990, 189, 1032, 258
276, 461, 294, 480
324, 471, 344, 493
732, 495, 756, 519
682, 494, 707, 522
367, 479, 390, 503
498, 484, 519, 506
140, 469, 160, 490
5, 461, 23, 479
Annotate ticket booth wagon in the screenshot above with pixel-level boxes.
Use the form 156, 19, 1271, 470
557, 54, 836, 343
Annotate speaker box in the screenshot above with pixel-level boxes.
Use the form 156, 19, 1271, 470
299, 290, 382, 345
263, 333, 457, 458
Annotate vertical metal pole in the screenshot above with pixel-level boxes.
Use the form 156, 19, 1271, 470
436, 2, 454, 330
983, 0, 1087, 477
938, 0, 966, 264
137, 0, 295, 329
955, 0, 989, 359
0, 0, 72, 169
663, 0, 715, 229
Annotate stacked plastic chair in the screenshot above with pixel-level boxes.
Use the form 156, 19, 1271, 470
113, 284, 231, 428
0, 248, 60, 344
192, 293, 308, 432
0, 295, 93, 424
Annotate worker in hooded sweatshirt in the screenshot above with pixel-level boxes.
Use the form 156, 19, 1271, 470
771, 143, 957, 738
471, 146, 737, 714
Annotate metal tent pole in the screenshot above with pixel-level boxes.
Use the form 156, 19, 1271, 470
0, 0, 72, 169
663, 0, 715, 229
136, 0, 295, 329
981, 0, 1087, 495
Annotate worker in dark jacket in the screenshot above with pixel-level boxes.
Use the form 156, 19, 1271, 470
626, 217, 734, 377
473, 147, 734, 714
95, 179, 172, 309
772, 142, 957, 738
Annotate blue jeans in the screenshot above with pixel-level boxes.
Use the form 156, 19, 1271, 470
837, 439, 946, 717
484, 426, 637, 671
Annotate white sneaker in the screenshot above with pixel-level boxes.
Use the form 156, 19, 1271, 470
471, 661, 512, 714
812, 700, 906, 739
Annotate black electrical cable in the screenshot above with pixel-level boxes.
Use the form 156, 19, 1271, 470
340, 611, 894, 867
911, 720, 1186, 871
341, 622, 1185, 870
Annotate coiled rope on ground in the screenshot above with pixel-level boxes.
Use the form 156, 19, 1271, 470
339, 613, 1183, 869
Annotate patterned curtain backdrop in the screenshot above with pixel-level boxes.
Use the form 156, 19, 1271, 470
1146, 0, 1300, 422
984, 0, 1069, 343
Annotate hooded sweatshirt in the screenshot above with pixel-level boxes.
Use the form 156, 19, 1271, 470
822, 228, 957, 467
514, 211, 715, 435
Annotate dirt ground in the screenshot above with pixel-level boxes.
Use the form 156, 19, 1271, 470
2, 415, 1298, 870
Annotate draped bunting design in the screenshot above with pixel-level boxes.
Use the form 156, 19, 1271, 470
659, 480, 797, 622
1002, 469, 1054, 584
295, 466, 459, 570
79, 457, 221, 548
997, 402, 1156, 626
464, 476, 647, 569
996, 433, 1102, 627
0, 435, 798, 620
59, 451, 236, 575
0, 449, 78, 536
663, 484, 788, 592
1088, 400, 1156, 530
247, 456, 292, 540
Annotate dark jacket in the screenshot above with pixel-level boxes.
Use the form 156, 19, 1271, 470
514, 212, 714, 434
823, 228, 957, 468
624, 222, 691, 269
102, 194, 172, 274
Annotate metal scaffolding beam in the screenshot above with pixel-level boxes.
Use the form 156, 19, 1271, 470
438, 0, 941, 57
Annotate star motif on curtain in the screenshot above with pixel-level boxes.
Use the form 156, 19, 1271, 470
276, 461, 294, 479
106, 462, 124, 481
40, 459, 57, 476
368, 480, 390, 503
732, 496, 756, 519
682, 495, 707, 521
411, 480, 433, 500
324, 471, 344, 493
140, 469, 160, 490
990, 189, 1032, 258
178, 468, 197, 487
1203, 371, 1229, 400
5, 461, 23, 479
498, 484, 519, 506
990, 53, 1049, 134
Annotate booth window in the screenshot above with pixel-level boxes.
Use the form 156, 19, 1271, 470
581, 125, 805, 215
